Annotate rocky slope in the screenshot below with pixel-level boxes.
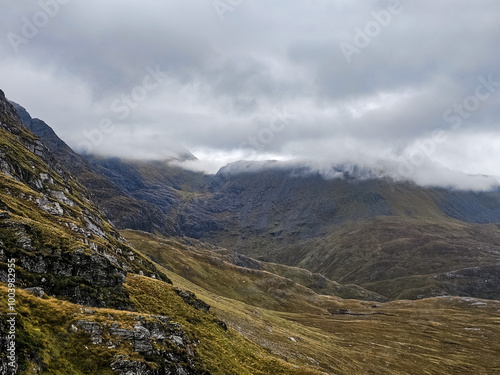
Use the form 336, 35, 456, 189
0, 91, 209, 374
0, 92, 174, 309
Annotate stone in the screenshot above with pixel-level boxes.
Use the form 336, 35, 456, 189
25, 287, 45, 298
76, 320, 103, 345
174, 288, 210, 313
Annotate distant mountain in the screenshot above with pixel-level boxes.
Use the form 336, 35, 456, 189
176, 161, 500, 300
11, 102, 204, 235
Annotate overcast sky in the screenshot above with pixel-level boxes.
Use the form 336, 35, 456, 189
1, 0, 500, 189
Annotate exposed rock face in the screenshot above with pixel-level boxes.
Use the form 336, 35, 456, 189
176, 163, 394, 242
75, 315, 211, 375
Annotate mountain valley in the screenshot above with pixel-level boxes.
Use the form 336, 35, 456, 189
1, 90, 500, 374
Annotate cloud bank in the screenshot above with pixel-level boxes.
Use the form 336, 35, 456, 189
1, 0, 499, 189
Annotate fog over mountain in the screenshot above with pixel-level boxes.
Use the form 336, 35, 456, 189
1, 0, 500, 189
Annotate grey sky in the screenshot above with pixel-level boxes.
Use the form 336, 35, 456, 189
1, 0, 500, 189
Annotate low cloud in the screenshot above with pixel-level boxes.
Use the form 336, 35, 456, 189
1, 0, 500, 190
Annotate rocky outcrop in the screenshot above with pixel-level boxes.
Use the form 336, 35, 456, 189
74, 315, 211, 375
173, 288, 211, 314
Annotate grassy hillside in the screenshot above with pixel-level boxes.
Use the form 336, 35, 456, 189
3, 226, 499, 374
123, 230, 500, 374
0, 278, 323, 375
196, 214, 500, 300
122, 229, 387, 306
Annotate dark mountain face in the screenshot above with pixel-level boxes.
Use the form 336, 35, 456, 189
10, 102, 204, 235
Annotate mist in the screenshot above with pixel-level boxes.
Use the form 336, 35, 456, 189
1, 0, 499, 190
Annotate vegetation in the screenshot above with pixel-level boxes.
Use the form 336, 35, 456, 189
123, 230, 500, 374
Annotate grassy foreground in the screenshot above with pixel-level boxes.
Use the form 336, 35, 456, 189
0, 279, 323, 375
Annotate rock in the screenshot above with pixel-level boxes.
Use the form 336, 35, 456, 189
36, 197, 64, 216
84, 217, 106, 238
75, 316, 210, 375
16, 230, 32, 250
133, 324, 153, 354
0, 211, 11, 219
174, 288, 210, 313
233, 253, 262, 270
39, 172, 54, 184
49, 190, 75, 207
25, 287, 45, 298
110, 327, 135, 341
216, 320, 228, 331
76, 320, 103, 345
111, 355, 151, 375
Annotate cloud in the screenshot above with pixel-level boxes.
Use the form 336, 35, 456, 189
1, 0, 500, 189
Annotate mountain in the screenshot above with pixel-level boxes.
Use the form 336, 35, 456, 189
11, 102, 205, 236
169, 161, 500, 300
2, 90, 500, 374
12, 102, 500, 301
0, 90, 327, 374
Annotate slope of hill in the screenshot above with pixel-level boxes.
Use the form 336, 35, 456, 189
1, 91, 172, 309
122, 229, 500, 375
122, 229, 387, 305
